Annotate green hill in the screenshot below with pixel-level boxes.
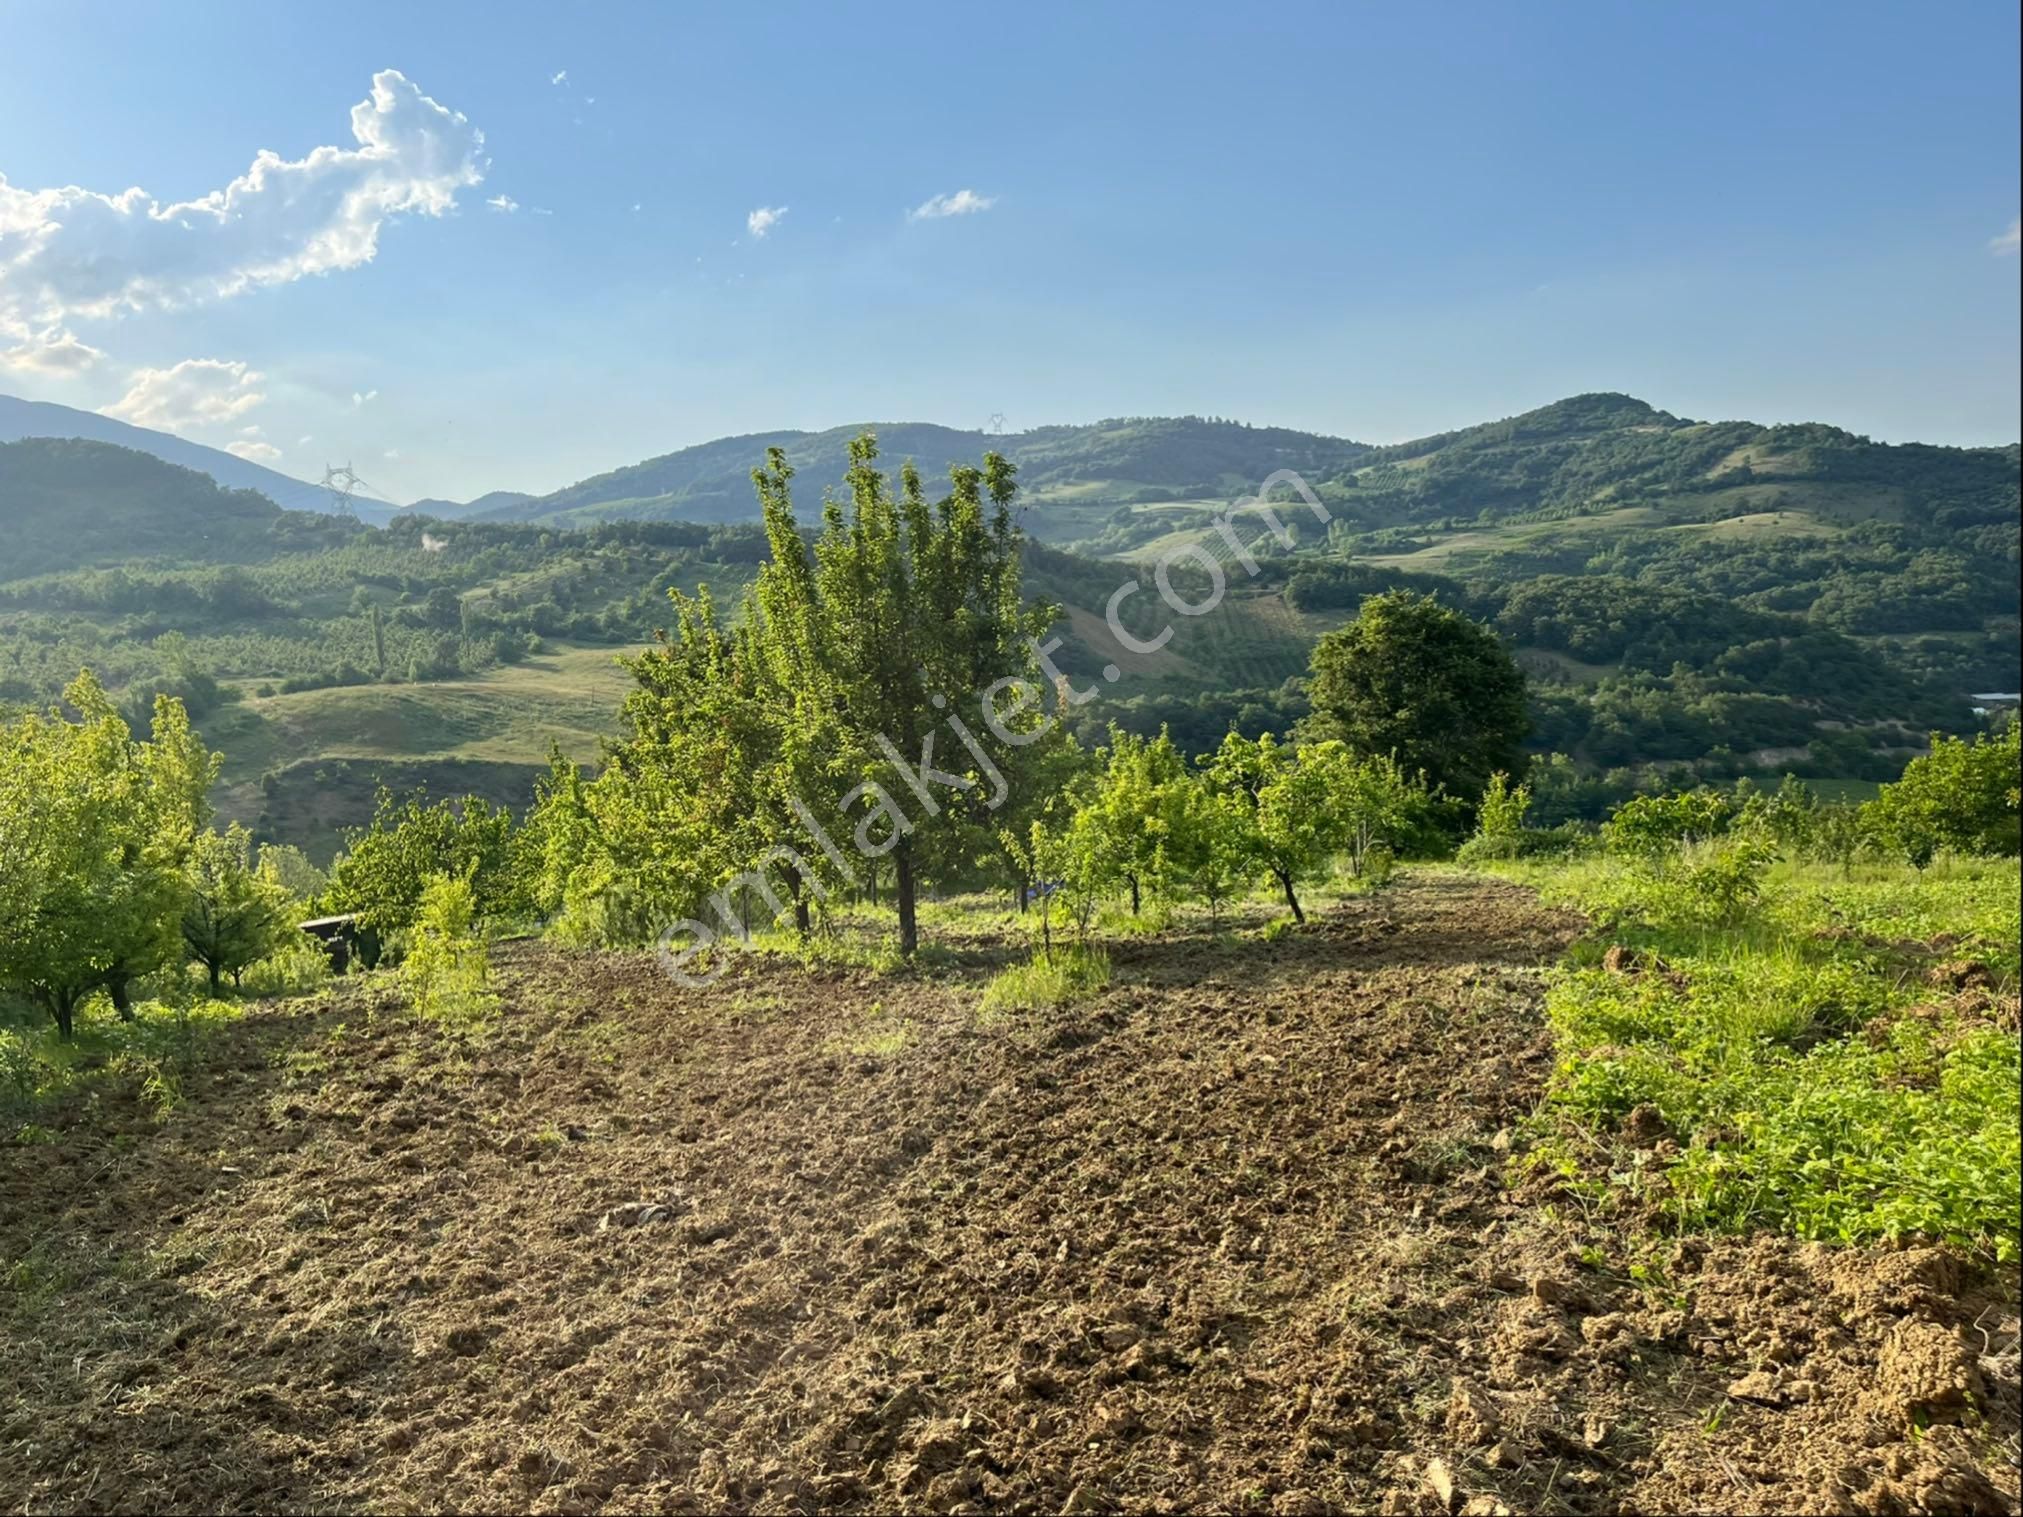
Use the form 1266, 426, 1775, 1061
1, 402, 2014, 849
480, 416, 1372, 538
0, 438, 364, 580
0, 391, 395, 520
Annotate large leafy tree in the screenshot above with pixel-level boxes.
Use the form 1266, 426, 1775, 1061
1306, 590, 1528, 807
746, 435, 1051, 955
536, 435, 1053, 959
0, 672, 215, 1037
326, 790, 520, 933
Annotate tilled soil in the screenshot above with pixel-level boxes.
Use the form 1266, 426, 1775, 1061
2, 874, 2017, 1515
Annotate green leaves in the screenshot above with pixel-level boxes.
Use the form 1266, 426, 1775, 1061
1305, 589, 1528, 807
1862, 724, 2021, 869
326, 789, 519, 934
546, 432, 1052, 958
398, 872, 497, 1031
0, 672, 216, 1036
182, 824, 296, 994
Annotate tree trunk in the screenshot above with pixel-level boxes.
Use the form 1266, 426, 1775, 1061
107, 973, 134, 1021
790, 874, 812, 936
1277, 869, 1305, 923
1128, 873, 1141, 916
894, 842, 919, 958
43, 988, 76, 1041
207, 961, 223, 996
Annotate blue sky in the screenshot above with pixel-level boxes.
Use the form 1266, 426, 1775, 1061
2, 1, 2017, 503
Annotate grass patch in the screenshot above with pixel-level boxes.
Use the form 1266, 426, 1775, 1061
1, 992, 248, 1128
1495, 854, 2021, 1259
825, 1000, 915, 1058
979, 944, 1112, 1019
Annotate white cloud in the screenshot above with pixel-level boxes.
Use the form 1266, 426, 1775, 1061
384, 448, 401, 461
226, 438, 282, 462
0, 325, 103, 374
0, 70, 484, 370
101, 357, 265, 432
298, 434, 314, 445
908, 189, 997, 221
1993, 217, 2021, 256
746, 205, 788, 239
353, 389, 379, 408
487, 193, 520, 213
550, 70, 568, 85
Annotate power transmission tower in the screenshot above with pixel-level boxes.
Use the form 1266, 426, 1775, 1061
320, 461, 374, 518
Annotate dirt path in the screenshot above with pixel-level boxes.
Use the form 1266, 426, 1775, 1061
2, 874, 2015, 1514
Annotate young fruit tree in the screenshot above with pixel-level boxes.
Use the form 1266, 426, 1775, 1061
182, 824, 298, 995
0, 672, 216, 1037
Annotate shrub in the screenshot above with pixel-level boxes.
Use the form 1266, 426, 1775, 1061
1457, 770, 1533, 864
327, 790, 521, 934
397, 873, 497, 1031
1601, 789, 1733, 857
1862, 725, 2021, 869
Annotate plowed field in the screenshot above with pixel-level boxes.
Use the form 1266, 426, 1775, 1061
4, 876, 2016, 1514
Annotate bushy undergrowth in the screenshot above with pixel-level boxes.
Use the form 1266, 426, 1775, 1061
979, 944, 1112, 1017
1, 993, 245, 1127
1502, 852, 2021, 1259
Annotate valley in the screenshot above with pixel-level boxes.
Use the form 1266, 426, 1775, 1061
3, 390, 2012, 856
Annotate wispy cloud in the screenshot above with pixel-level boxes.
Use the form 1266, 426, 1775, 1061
1993, 217, 2021, 256
487, 193, 520, 213
101, 358, 265, 433
0, 70, 485, 375
353, 389, 379, 408
226, 438, 282, 463
908, 188, 997, 221
746, 205, 788, 239
550, 69, 568, 86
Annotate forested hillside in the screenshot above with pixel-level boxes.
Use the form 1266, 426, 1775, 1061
1, 392, 2015, 854
0, 393, 392, 520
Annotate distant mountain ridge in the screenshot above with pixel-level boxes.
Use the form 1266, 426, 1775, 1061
475, 416, 1374, 528
0, 393, 393, 522
405, 490, 536, 520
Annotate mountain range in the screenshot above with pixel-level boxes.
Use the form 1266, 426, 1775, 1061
1, 389, 2014, 852
0, 393, 395, 523
8, 388, 2016, 559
